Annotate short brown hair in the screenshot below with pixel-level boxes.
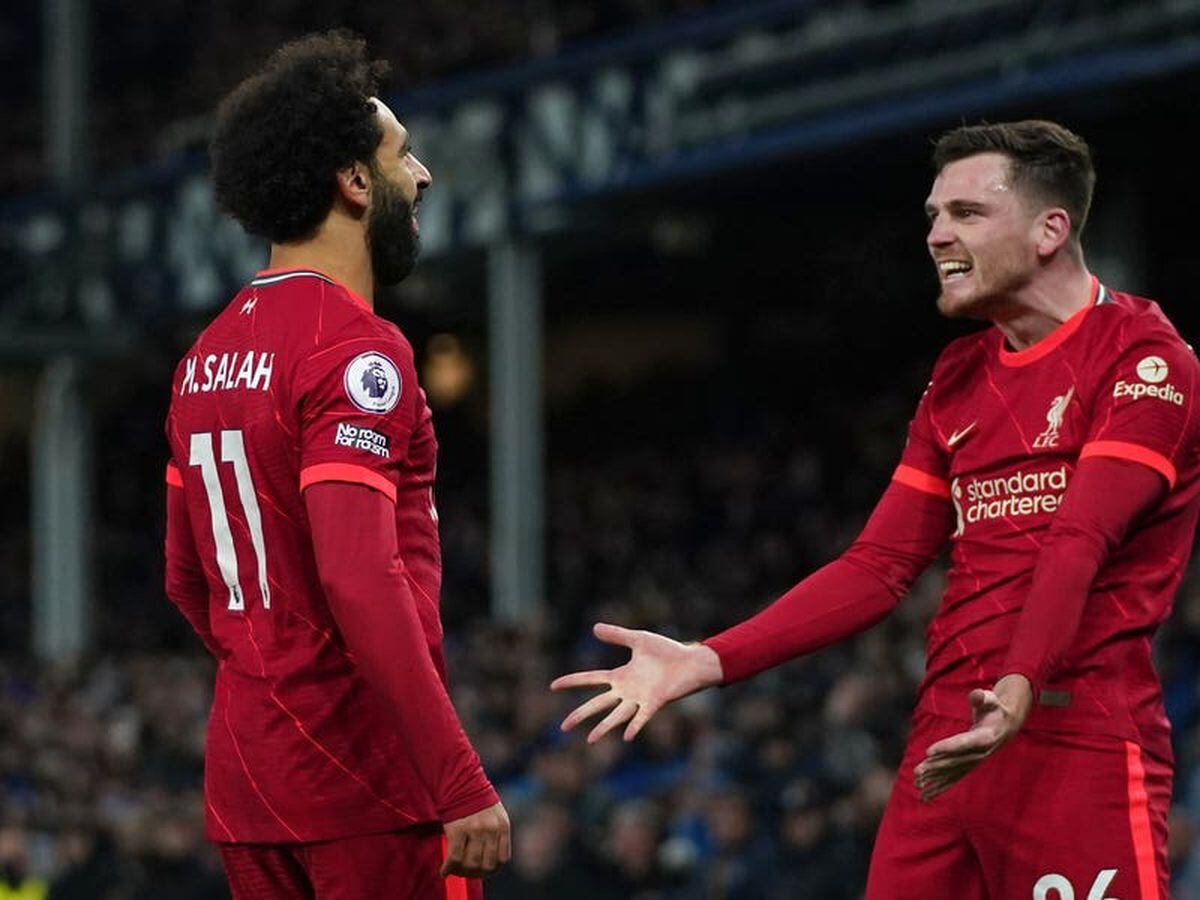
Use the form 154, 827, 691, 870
932, 120, 1096, 241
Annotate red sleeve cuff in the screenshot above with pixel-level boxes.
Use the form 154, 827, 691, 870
300, 462, 397, 503
892, 463, 951, 499
700, 636, 738, 685
999, 662, 1040, 691
1079, 441, 1176, 489
166, 462, 184, 489
438, 783, 500, 824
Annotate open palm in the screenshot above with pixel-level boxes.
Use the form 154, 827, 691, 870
550, 623, 723, 743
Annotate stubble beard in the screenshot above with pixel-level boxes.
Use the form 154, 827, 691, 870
936, 245, 1033, 322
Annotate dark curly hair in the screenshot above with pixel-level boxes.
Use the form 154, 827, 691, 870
210, 31, 390, 243
932, 120, 1096, 243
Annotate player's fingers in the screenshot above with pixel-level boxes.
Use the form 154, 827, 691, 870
561, 690, 622, 732
918, 769, 959, 800
924, 730, 991, 758
917, 756, 981, 796
916, 761, 980, 795
623, 701, 659, 742
498, 822, 512, 865
917, 748, 989, 776
550, 670, 612, 691
921, 780, 955, 802
477, 829, 499, 876
587, 698, 638, 744
440, 829, 466, 877
460, 829, 485, 877
594, 622, 637, 647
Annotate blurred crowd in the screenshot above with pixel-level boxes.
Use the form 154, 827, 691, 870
2, 0, 719, 195
3, 371, 1200, 899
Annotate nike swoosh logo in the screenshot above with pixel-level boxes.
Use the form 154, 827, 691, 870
947, 422, 977, 448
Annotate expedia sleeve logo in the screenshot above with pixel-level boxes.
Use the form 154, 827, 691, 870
344, 352, 402, 414
1112, 355, 1185, 406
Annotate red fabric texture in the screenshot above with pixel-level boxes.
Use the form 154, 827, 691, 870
1001, 456, 1165, 689
305, 482, 497, 823
892, 287, 1199, 762
164, 270, 491, 842
165, 481, 222, 658
866, 711, 1170, 899
219, 824, 480, 900
709, 287, 1200, 766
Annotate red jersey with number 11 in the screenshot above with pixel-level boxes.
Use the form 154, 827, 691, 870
165, 268, 493, 843
894, 277, 1200, 763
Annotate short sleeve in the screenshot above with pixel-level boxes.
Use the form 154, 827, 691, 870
892, 382, 952, 499
294, 331, 418, 503
1081, 333, 1199, 489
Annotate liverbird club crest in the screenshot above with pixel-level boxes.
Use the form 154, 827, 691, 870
1033, 387, 1074, 449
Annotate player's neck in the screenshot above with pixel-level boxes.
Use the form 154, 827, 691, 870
992, 263, 1093, 353
267, 217, 375, 309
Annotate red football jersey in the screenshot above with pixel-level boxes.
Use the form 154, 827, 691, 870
895, 277, 1200, 762
164, 268, 487, 842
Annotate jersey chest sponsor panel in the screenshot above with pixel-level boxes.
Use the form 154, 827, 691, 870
166, 270, 446, 841
896, 284, 1200, 755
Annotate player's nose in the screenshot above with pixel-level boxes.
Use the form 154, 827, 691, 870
926, 215, 954, 249
409, 153, 432, 191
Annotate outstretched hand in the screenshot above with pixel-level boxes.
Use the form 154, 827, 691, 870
550, 623, 724, 743
914, 673, 1033, 801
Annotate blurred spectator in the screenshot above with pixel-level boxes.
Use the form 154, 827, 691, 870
682, 789, 777, 900
0, 825, 47, 900
487, 802, 605, 899
48, 828, 127, 900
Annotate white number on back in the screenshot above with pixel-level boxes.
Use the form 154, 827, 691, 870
189, 430, 271, 611
1033, 869, 1118, 900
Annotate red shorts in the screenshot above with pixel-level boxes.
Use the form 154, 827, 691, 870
219, 824, 482, 899
866, 711, 1171, 899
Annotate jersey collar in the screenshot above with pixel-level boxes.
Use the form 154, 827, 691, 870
251, 268, 371, 311
997, 275, 1103, 368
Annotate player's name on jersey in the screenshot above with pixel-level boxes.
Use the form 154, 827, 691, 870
179, 351, 276, 395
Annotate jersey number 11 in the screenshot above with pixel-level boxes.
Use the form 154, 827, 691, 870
189, 430, 271, 611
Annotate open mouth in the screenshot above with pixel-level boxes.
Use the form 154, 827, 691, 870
938, 260, 973, 282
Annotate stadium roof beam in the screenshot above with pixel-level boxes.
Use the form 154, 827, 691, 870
31, 358, 92, 664
488, 240, 545, 622
30, 0, 93, 664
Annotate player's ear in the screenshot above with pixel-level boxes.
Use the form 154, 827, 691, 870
1035, 207, 1072, 258
335, 161, 372, 214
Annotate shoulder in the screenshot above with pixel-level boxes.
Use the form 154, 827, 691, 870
1093, 288, 1197, 370
295, 306, 414, 416
929, 328, 991, 382
311, 308, 414, 371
